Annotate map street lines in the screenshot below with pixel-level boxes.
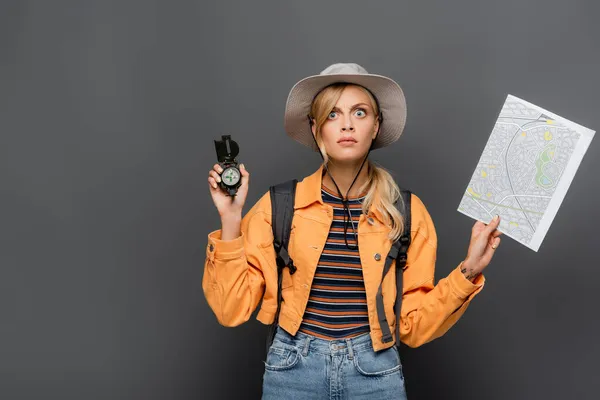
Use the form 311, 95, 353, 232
458, 94, 595, 251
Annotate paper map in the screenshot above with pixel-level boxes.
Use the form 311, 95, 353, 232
458, 94, 595, 251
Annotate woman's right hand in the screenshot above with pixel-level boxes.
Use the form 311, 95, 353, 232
208, 163, 250, 218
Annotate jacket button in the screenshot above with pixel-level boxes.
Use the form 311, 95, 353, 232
367, 217, 375, 225
374, 253, 381, 261
209, 244, 214, 252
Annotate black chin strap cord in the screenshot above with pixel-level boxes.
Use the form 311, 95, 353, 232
307, 115, 379, 250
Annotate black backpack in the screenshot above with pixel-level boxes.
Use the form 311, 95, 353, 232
265, 179, 412, 354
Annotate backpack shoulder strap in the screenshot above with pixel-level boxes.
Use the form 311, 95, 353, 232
376, 189, 412, 345
394, 189, 411, 348
396, 189, 412, 269
269, 179, 298, 274
265, 178, 297, 354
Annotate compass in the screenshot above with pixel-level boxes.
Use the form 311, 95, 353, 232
214, 135, 242, 197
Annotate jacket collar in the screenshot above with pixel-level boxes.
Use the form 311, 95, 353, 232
294, 164, 386, 224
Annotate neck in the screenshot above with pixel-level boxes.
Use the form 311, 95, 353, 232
322, 159, 370, 199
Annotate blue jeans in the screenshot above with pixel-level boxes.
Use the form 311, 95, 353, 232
261, 325, 408, 399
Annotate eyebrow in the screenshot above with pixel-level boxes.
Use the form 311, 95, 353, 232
331, 103, 371, 112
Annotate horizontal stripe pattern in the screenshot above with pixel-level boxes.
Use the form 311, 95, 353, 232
298, 184, 370, 340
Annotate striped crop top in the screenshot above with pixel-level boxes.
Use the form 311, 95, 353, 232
298, 183, 371, 340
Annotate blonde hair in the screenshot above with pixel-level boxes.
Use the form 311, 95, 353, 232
309, 83, 405, 242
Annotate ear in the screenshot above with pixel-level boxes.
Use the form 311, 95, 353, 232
310, 119, 316, 137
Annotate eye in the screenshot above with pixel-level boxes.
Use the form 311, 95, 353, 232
328, 111, 337, 119
354, 109, 366, 117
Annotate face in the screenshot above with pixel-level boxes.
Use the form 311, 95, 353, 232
312, 85, 379, 163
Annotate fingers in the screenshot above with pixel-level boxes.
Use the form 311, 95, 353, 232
209, 170, 221, 182
208, 175, 219, 189
489, 236, 501, 250
208, 165, 222, 190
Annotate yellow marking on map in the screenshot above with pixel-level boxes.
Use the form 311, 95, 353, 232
509, 221, 519, 227
487, 192, 492, 197
488, 165, 496, 169
546, 119, 554, 124
467, 188, 481, 198
481, 170, 487, 178
521, 132, 527, 137
544, 131, 553, 141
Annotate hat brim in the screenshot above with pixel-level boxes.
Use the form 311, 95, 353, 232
284, 73, 407, 152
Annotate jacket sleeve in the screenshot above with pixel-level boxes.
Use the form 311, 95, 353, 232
202, 191, 279, 327
399, 194, 486, 348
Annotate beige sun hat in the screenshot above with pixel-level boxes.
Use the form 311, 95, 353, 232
283, 62, 407, 152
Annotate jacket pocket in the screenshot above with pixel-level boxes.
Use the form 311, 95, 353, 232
352, 346, 402, 377
281, 269, 293, 289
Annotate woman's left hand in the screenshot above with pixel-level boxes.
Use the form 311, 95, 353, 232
461, 215, 503, 281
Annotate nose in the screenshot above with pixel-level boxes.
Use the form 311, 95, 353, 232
341, 116, 354, 132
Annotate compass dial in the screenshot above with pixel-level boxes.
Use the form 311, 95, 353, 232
222, 166, 241, 186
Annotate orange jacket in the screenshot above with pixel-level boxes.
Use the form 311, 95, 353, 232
202, 164, 485, 351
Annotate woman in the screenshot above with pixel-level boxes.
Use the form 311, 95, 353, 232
204, 63, 502, 399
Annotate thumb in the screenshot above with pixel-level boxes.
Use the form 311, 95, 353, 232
240, 163, 249, 183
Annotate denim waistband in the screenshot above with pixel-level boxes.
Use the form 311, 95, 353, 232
272, 325, 376, 357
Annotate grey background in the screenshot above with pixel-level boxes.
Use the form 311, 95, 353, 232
1, 0, 599, 399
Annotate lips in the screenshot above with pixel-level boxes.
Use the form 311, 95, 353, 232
337, 137, 357, 143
